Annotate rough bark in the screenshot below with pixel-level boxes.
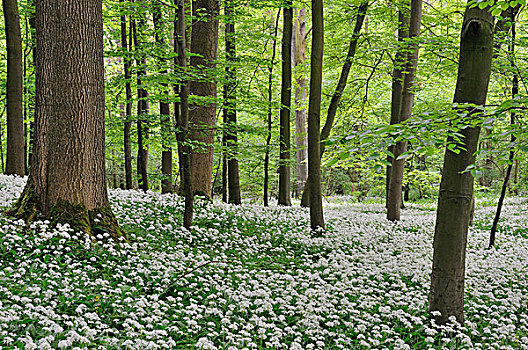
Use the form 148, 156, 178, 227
188, 0, 219, 198
224, 0, 241, 204
301, 2, 368, 207
429, 5, 493, 325
278, 0, 293, 206
7, 0, 123, 240
307, 0, 324, 231
386, 0, 422, 221
386, 3, 410, 206
120, 2, 133, 190
153, 1, 174, 194
175, 0, 193, 229
3, 0, 25, 176
292, 8, 308, 196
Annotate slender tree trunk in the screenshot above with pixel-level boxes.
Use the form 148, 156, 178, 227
307, 0, 324, 231
429, 5, 493, 325
154, 1, 174, 194
120, 2, 133, 190
175, 0, 193, 229
386, 3, 410, 206
225, 0, 241, 204
7, 0, 122, 239
188, 0, 219, 198
263, 10, 281, 207
3, 0, 25, 176
387, 0, 422, 221
292, 8, 308, 197
490, 8, 518, 248
301, 2, 368, 207
278, 0, 293, 206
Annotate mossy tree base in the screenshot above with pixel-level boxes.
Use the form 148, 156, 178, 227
6, 180, 125, 243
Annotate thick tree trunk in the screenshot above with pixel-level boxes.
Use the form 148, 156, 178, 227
429, 5, 493, 325
8, 0, 122, 239
3, 0, 25, 176
292, 8, 308, 197
301, 2, 368, 207
307, 0, 324, 231
386, 3, 410, 206
386, 0, 422, 221
153, 1, 174, 194
120, 3, 133, 190
175, 0, 193, 229
278, 0, 293, 206
263, 10, 281, 207
188, 0, 219, 198
224, 0, 241, 204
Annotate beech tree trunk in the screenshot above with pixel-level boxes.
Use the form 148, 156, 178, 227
120, 2, 133, 190
429, 5, 493, 325
188, 0, 219, 198
301, 2, 368, 207
307, 0, 324, 231
292, 8, 308, 197
386, 3, 410, 206
386, 0, 422, 221
278, 0, 293, 206
8, 0, 122, 239
224, 0, 241, 204
3, 0, 25, 176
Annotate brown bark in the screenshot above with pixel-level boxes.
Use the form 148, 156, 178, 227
120, 2, 133, 190
429, 5, 493, 325
301, 2, 368, 207
3, 0, 25, 176
8, 0, 122, 239
386, 0, 422, 221
292, 8, 308, 196
278, 0, 293, 206
188, 0, 219, 198
224, 0, 241, 205
307, 0, 324, 232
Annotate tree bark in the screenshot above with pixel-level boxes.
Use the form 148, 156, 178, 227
175, 0, 193, 229
292, 8, 308, 197
278, 0, 293, 206
224, 0, 241, 204
3, 0, 25, 176
7, 0, 122, 239
386, 0, 422, 221
188, 0, 219, 198
307, 0, 325, 231
120, 1, 133, 190
429, 5, 493, 325
301, 2, 368, 207
386, 3, 410, 206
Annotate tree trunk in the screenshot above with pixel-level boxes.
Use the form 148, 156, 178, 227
278, 0, 293, 206
386, 0, 422, 221
386, 3, 410, 206
120, 2, 133, 190
490, 8, 518, 248
292, 8, 308, 197
225, 0, 241, 204
429, 5, 493, 325
7, 0, 122, 239
307, 0, 325, 232
263, 10, 281, 207
3, 0, 25, 176
301, 2, 368, 207
154, 1, 174, 194
175, 0, 193, 229
188, 0, 219, 198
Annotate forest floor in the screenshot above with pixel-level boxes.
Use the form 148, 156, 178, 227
0, 175, 527, 349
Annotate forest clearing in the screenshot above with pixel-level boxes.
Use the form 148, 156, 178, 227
1, 175, 527, 349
